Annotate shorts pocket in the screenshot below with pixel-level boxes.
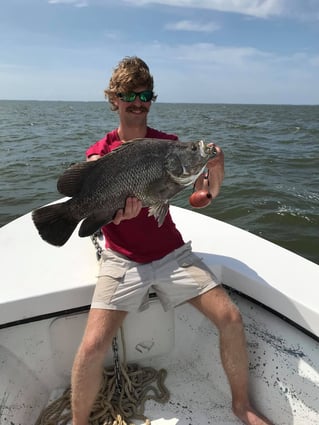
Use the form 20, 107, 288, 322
176, 251, 217, 288
175, 250, 199, 268
98, 251, 130, 281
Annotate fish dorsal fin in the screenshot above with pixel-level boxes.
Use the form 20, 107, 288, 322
148, 202, 169, 227
56, 139, 163, 197
57, 161, 97, 196
56, 142, 139, 197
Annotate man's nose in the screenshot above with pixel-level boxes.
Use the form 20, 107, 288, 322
132, 97, 142, 106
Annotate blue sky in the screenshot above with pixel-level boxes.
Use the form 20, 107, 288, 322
1, 0, 318, 104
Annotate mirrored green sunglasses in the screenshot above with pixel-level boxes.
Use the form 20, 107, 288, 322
117, 90, 154, 102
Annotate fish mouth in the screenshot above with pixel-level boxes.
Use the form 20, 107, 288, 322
199, 140, 217, 158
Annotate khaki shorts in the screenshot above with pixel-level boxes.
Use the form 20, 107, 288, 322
91, 241, 220, 312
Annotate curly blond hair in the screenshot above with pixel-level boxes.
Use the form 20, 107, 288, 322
104, 56, 157, 111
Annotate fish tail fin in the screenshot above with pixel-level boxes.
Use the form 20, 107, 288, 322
32, 202, 79, 246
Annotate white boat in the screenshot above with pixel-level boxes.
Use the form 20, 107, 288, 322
1, 203, 319, 424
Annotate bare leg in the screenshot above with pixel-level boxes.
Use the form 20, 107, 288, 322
189, 286, 273, 425
71, 308, 127, 425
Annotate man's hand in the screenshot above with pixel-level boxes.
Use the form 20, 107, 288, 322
206, 144, 224, 199
113, 197, 143, 225
87, 154, 101, 161
194, 143, 224, 199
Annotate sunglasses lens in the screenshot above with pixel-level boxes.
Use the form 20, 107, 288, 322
117, 91, 153, 102
139, 91, 153, 102
121, 93, 136, 102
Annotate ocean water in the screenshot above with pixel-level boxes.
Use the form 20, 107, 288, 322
1, 100, 318, 264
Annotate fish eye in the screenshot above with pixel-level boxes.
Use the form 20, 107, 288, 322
191, 143, 197, 151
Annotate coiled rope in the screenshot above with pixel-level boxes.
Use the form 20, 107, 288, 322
35, 334, 169, 425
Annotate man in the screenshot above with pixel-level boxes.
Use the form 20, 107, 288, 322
71, 56, 272, 425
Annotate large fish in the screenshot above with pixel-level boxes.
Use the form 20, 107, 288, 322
32, 138, 217, 246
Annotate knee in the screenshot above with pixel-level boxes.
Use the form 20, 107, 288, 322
215, 303, 243, 331
77, 334, 110, 362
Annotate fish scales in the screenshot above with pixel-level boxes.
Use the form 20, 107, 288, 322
69, 148, 164, 222
68, 140, 173, 220
32, 138, 216, 246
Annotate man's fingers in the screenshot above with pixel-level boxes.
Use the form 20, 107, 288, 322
113, 197, 142, 225
113, 209, 124, 225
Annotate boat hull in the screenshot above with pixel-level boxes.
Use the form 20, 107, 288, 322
1, 204, 319, 423
1, 291, 318, 424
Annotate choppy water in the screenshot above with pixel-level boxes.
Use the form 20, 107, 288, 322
1, 100, 318, 264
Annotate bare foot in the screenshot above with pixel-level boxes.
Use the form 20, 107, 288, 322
233, 403, 274, 425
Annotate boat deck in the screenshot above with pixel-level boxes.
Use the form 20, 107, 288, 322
1, 204, 319, 424
36, 294, 319, 425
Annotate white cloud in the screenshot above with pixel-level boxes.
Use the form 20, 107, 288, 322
46, 0, 319, 20
141, 41, 272, 70
130, 40, 319, 103
123, 0, 319, 20
48, 0, 88, 7
165, 20, 220, 32
123, 0, 283, 18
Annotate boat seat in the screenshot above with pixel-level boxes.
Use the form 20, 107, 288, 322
49, 295, 175, 379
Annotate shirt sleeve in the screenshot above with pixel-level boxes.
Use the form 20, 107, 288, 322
86, 137, 110, 159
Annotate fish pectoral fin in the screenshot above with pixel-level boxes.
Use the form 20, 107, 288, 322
148, 202, 169, 227
79, 210, 113, 237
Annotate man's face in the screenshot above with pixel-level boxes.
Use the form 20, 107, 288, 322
115, 86, 152, 123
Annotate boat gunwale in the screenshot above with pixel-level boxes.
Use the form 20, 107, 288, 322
1, 286, 318, 345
